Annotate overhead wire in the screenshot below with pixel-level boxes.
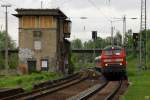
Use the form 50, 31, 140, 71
87, 0, 112, 22
47, 0, 72, 8
57, 0, 74, 10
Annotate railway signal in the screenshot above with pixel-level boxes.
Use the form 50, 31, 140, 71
92, 31, 97, 67
133, 33, 139, 49
92, 31, 97, 41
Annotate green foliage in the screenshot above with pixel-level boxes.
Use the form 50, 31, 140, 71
84, 40, 94, 48
0, 32, 5, 50
121, 57, 150, 100
124, 29, 133, 49
0, 31, 17, 69
71, 38, 105, 71
68, 51, 74, 74
122, 34, 150, 99
0, 54, 5, 69
0, 53, 18, 69
8, 54, 18, 69
114, 31, 122, 46
0, 72, 62, 91
0, 31, 16, 49
71, 38, 83, 49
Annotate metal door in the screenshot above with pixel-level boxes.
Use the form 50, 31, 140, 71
27, 60, 36, 73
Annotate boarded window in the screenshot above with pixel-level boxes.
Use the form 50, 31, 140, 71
22, 16, 36, 28
39, 16, 53, 28
34, 41, 42, 50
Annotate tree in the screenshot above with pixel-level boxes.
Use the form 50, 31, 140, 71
0, 31, 17, 69
114, 31, 122, 46
84, 40, 94, 49
123, 29, 133, 50
0, 31, 16, 50
71, 39, 83, 49
105, 36, 112, 45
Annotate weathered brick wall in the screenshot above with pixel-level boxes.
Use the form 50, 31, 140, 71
18, 15, 59, 73
19, 28, 58, 72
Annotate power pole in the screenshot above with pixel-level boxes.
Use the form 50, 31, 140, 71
41, 1, 43, 8
111, 21, 114, 46
0, 25, 2, 31
140, 0, 147, 70
1, 4, 11, 72
145, 0, 147, 70
123, 15, 126, 46
92, 31, 97, 66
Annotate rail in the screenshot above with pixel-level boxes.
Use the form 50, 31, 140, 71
67, 81, 108, 100
105, 80, 122, 100
1, 73, 81, 100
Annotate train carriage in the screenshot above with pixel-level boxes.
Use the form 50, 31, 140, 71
95, 56, 101, 72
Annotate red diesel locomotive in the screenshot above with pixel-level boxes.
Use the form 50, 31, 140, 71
96, 45, 127, 79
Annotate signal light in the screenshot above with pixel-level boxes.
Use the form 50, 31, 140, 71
92, 31, 97, 40
133, 33, 139, 40
133, 33, 139, 49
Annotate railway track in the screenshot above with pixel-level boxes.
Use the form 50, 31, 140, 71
0, 88, 24, 99
104, 81, 122, 100
1, 69, 102, 100
0, 69, 126, 100
36, 77, 103, 100
1, 73, 81, 100
67, 80, 122, 100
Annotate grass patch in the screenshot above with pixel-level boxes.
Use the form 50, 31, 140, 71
0, 72, 62, 91
121, 56, 150, 100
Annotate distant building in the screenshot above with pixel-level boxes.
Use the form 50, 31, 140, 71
13, 9, 71, 74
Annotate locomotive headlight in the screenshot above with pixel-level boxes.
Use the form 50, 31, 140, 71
115, 58, 123, 62
105, 64, 108, 66
120, 63, 123, 65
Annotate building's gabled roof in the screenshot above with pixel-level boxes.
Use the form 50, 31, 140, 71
13, 8, 67, 18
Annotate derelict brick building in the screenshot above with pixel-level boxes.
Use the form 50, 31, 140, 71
13, 9, 71, 73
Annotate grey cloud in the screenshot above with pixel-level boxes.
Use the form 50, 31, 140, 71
0, 0, 149, 43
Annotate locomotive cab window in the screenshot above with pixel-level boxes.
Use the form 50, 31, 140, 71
105, 51, 113, 56
105, 49, 121, 56
113, 49, 121, 55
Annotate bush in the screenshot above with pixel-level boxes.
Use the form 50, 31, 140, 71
16, 78, 23, 84
0, 53, 18, 69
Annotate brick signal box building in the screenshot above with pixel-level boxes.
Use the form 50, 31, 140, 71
13, 9, 71, 73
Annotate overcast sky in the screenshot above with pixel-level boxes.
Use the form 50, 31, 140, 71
0, 0, 150, 44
